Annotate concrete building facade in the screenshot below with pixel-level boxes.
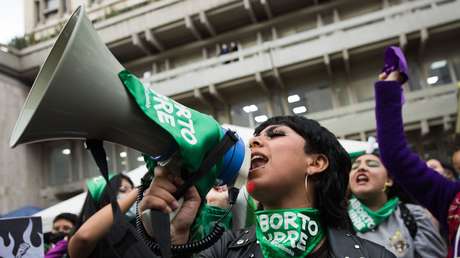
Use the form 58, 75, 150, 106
0, 0, 459, 213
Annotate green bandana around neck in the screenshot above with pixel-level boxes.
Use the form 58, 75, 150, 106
348, 195, 399, 233
255, 208, 325, 258
86, 172, 116, 203
119, 70, 223, 197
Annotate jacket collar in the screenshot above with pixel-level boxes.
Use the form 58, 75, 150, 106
227, 225, 373, 257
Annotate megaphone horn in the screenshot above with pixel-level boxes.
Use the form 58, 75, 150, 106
11, 6, 252, 256
9, 6, 176, 156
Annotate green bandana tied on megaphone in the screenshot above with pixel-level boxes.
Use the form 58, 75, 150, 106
255, 208, 325, 258
119, 70, 223, 197
348, 195, 399, 233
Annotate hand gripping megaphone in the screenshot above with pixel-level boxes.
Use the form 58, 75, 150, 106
9, 5, 250, 256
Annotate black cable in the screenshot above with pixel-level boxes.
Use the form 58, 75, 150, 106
135, 130, 240, 256
135, 181, 239, 255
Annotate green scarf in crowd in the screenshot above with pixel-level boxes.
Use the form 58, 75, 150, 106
348, 195, 399, 233
255, 208, 325, 258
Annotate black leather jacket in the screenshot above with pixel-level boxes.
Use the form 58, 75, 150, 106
196, 226, 396, 258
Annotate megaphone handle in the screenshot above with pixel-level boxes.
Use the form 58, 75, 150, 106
149, 209, 173, 258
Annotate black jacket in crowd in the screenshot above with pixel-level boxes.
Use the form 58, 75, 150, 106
105, 220, 397, 258
195, 226, 396, 258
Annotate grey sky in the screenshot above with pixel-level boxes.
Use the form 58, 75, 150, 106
0, 0, 25, 44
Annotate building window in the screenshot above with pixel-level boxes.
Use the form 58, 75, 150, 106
62, 0, 67, 13
106, 143, 145, 173
287, 83, 334, 115
426, 60, 452, 86
231, 100, 271, 128
47, 141, 73, 186
287, 93, 307, 115
47, 140, 146, 188
35, 1, 41, 24
407, 61, 423, 91
305, 85, 334, 113
46, 0, 59, 11
127, 149, 146, 170
453, 58, 460, 81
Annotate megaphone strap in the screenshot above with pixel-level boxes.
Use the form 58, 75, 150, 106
85, 140, 125, 237
173, 130, 239, 200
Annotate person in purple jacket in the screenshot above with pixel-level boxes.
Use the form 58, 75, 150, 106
375, 46, 460, 258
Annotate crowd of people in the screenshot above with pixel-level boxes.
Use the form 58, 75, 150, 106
41, 47, 460, 258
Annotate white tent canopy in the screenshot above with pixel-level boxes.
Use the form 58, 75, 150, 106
34, 166, 148, 232
34, 124, 373, 232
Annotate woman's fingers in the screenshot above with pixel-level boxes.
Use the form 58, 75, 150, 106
154, 166, 172, 178
184, 185, 201, 203
140, 195, 173, 214
144, 176, 177, 197
145, 186, 179, 210
141, 167, 180, 213
379, 71, 402, 82
386, 71, 401, 81
172, 186, 201, 233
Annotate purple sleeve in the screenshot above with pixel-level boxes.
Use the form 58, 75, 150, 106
375, 80, 460, 227
45, 239, 68, 258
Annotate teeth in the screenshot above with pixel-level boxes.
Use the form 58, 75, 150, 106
252, 155, 265, 161
250, 154, 268, 172
356, 174, 368, 182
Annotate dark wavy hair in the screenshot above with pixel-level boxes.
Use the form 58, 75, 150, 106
53, 212, 78, 227
254, 115, 351, 229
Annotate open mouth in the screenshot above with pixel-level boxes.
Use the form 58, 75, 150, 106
355, 173, 369, 184
250, 153, 268, 172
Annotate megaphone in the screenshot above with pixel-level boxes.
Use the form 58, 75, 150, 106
9, 6, 171, 152
10, 6, 251, 257
9, 5, 250, 189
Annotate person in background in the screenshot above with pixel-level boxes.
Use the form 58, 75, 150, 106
220, 43, 231, 64
219, 43, 229, 55
229, 41, 239, 62
191, 184, 258, 241
442, 162, 458, 181
452, 150, 460, 177
45, 213, 78, 258
69, 173, 136, 258
77, 173, 134, 226
190, 185, 233, 241
374, 47, 460, 258
68, 174, 256, 258
427, 158, 457, 181
349, 153, 447, 257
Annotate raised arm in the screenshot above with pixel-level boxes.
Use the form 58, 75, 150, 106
375, 75, 460, 226
68, 189, 138, 258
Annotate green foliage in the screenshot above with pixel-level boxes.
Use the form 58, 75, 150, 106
7, 34, 37, 49
7, 0, 157, 49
